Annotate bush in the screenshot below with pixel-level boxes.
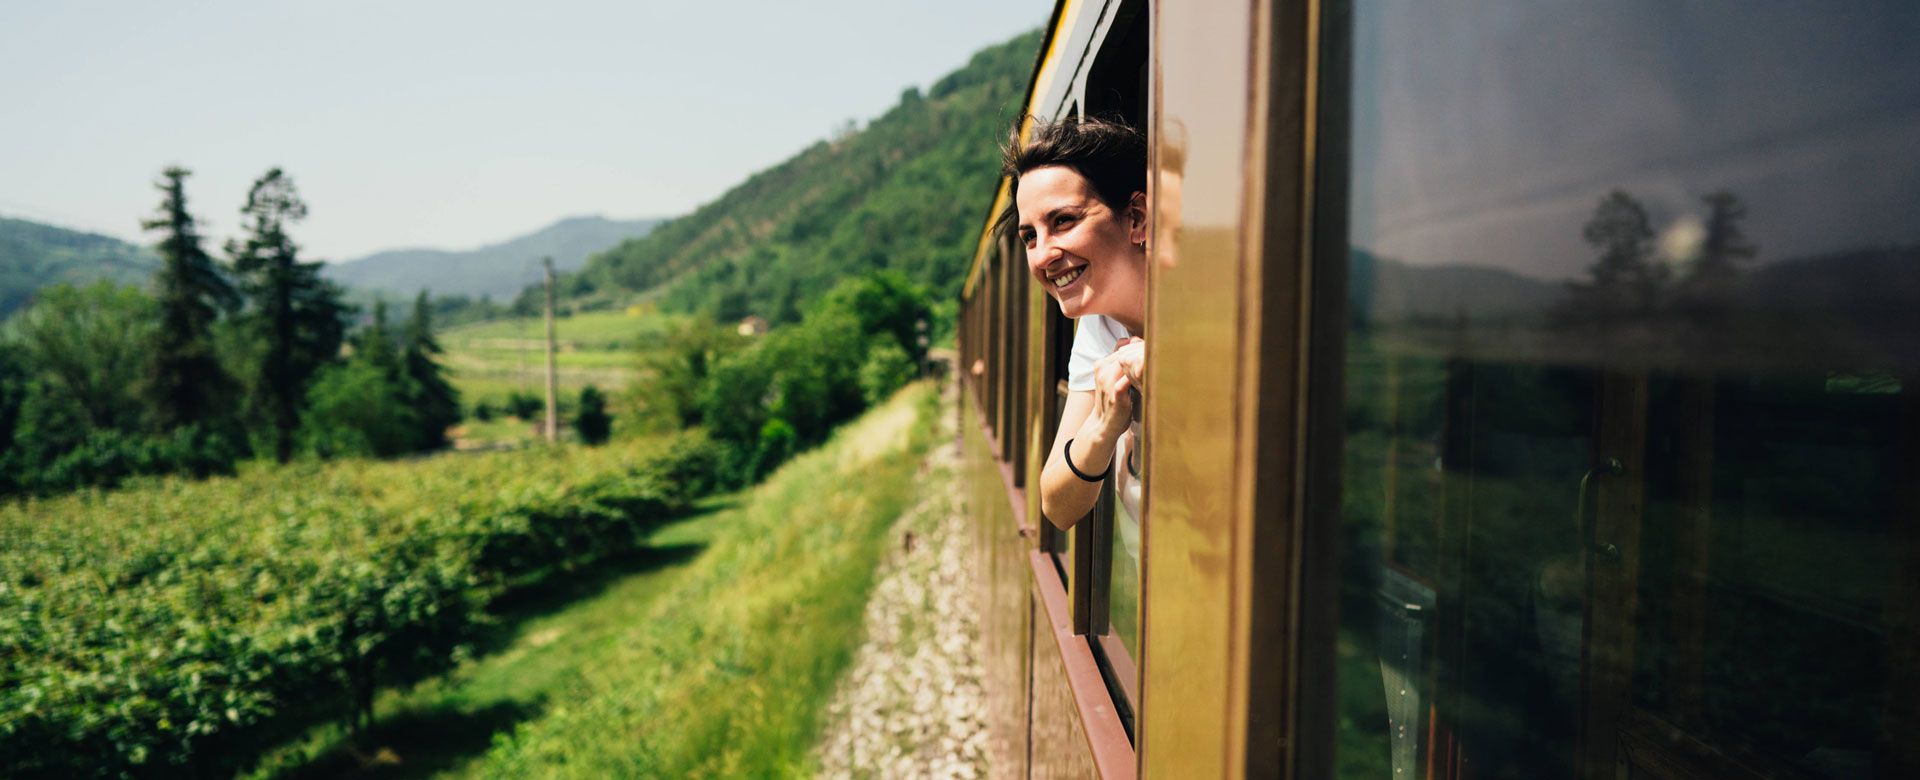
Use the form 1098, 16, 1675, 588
473, 400, 494, 422
505, 391, 543, 421
858, 336, 916, 405
0, 431, 719, 778
28, 424, 237, 494
298, 359, 419, 458
574, 386, 611, 445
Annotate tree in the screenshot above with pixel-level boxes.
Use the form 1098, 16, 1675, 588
10, 281, 154, 432
574, 385, 611, 445
1561, 189, 1665, 324
401, 291, 461, 451
1687, 190, 1758, 294
141, 166, 241, 432
299, 302, 418, 459
228, 168, 352, 463
636, 320, 742, 431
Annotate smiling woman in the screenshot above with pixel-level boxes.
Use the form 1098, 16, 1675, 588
1004, 116, 1150, 526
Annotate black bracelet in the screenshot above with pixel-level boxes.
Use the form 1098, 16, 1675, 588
1062, 438, 1111, 482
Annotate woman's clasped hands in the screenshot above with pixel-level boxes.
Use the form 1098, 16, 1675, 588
1087, 337, 1145, 439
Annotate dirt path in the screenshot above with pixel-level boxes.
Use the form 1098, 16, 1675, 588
812, 392, 990, 780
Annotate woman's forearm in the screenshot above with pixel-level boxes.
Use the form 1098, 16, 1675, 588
1040, 421, 1120, 527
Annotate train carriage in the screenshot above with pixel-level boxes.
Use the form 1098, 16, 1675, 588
959, 1, 1920, 778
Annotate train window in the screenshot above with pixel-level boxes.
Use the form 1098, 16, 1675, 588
1321, 2, 1920, 778
1079, 0, 1149, 738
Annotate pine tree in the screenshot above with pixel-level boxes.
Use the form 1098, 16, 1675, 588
1561, 189, 1665, 325
1688, 190, 1758, 294
141, 166, 240, 432
401, 291, 461, 451
229, 168, 352, 463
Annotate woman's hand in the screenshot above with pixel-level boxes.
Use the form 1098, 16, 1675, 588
1083, 337, 1145, 441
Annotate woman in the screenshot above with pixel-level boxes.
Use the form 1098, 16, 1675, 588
1004, 116, 1148, 527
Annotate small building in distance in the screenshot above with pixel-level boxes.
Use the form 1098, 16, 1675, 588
737, 315, 769, 337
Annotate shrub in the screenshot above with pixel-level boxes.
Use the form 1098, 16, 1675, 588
858, 336, 916, 405
505, 391, 543, 421
298, 359, 420, 458
574, 386, 611, 445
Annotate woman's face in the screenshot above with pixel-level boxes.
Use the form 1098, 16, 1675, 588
1016, 165, 1148, 326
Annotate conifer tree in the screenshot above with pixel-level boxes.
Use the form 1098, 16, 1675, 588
141, 166, 240, 432
401, 291, 461, 451
229, 168, 351, 463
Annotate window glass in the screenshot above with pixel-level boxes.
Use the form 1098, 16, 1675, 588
1328, 3, 1920, 778
1110, 399, 1142, 660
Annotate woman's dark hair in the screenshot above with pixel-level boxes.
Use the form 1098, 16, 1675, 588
1002, 114, 1147, 212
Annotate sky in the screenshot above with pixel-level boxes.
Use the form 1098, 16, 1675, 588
1348, 0, 1920, 280
0, 0, 1048, 261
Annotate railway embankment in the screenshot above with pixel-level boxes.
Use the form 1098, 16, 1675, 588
813, 385, 990, 779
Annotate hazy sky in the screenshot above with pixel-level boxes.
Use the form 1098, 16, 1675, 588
1350, 0, 1920, 279
0, 0, 1046, 261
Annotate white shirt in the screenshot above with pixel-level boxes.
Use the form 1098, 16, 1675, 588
1065, 314, 1131, 392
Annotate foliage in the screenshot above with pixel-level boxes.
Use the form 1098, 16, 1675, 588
575, 385, 611, 445
506, 390, 543, 421
298, 357, 421, 459
402, 291, 462, 451
469, 382, 942, 778
541, 30, 1039, 328
141, 166, 242, 433
859, 336, 916, 406
681, 272, 934, 486
228, 168, 353, 463
0, 431, 714, 778
631, 320, 744, 432
4, 281, 154, 432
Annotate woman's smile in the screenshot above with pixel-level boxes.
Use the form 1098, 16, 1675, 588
1014, 165, 1147, 329
1048, 264, 1085, 290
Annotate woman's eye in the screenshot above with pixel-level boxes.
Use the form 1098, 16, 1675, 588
1053, 214, 1075, 229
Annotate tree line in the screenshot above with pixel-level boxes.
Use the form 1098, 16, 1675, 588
0, 167, 460, 496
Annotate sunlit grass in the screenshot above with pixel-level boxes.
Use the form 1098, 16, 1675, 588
250, 381, 942, 779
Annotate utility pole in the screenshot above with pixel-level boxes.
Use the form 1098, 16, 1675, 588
542, 256, 558, 443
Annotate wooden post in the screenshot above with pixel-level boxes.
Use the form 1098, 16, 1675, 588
543, 256, 558, 443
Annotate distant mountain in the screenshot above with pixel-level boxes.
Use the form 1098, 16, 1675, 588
559, 29, 1043, 321
0, 215, 158, 319
326, 215, 663, 301
1352, 250, 1565, 324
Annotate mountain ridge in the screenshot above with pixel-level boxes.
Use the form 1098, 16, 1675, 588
326, 214, 664, 301
0, 214, 159, 319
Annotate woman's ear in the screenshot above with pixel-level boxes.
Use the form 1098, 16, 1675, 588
1127, 191, 1149, 245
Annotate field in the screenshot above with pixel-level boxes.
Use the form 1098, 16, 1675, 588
437, 309, 685, 410
0, 377, 942, 779
0, 427, 719, 778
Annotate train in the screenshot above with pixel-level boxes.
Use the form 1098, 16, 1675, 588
957, 0, 1920, 778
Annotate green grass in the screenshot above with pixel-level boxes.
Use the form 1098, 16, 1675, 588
443, 310, 680, 350
437, 310, 690, 445
251, 381, 943, 779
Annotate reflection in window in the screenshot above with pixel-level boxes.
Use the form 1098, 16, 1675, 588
1327, 2, 1920, 778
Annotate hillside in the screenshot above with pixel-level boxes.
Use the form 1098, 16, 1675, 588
557, 29, 1043, 323
0, 215, 157, 319
326, 215, 663, 301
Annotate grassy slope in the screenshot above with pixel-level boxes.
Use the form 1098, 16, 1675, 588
253, 380, 942, 779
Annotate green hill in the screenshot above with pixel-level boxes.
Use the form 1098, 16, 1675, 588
0, 215, 158, 319
558, 29, 1041, 323
326, 214, 663, 302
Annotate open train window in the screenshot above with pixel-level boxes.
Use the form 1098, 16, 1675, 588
1072, 0, 1149, 742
